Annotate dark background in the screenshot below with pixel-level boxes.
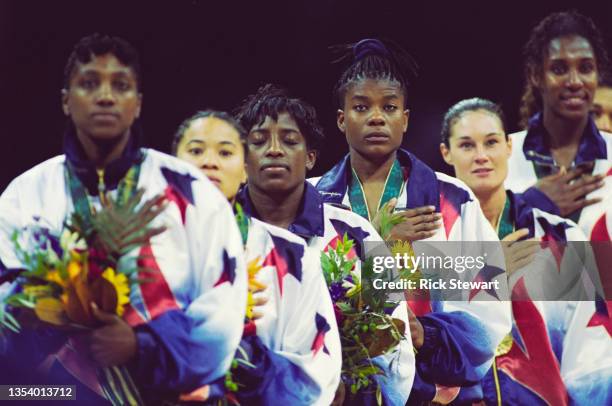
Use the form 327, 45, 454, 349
1, 0, 611, 191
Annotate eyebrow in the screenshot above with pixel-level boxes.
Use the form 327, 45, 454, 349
456, 132, 502, 140
351, 94, 400, 100
186, 139, 204, 145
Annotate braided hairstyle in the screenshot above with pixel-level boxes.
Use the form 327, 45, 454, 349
519, 11, 609, 128
332, 38, 418, 108
235, 84, 325, 151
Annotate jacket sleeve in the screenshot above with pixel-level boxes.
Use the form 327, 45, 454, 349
234, 248, 341, 406
411, 192, 512, 402
522, 186, 560, 215
132, 193, 247, 393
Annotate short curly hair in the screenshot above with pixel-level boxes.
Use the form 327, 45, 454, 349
518, 11, 609, 128
63, 33, 142, 91
234, 84, 325, 151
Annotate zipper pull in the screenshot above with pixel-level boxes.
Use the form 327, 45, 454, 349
96, 168, 107, 204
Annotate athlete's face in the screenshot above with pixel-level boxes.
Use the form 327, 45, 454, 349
337, 79, 409, 160
176, 116, 246, 200
535, 35, 598, 122
592, 86, 612, 133
62, 53, 142, 142
441, 110, 511, 197
245, 112, 316, 194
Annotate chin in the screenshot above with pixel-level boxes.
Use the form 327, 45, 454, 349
358, 144, 397, 159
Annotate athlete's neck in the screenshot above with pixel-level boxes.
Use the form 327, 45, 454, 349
76, 129, 131, 169
477, 185, 507, 231
248, 182, 304, 230
350, 148, 397, 183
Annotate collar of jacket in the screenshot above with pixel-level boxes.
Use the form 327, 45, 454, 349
523, 112, 607, 165
236, 181, 326, 239
63, 122, 144, 196
509, 190, 569, 241
314, 148, 440, 211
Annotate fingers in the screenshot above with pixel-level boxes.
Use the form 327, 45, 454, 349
402, 206, 436, 218
501, 228, 530, 242
90, 302, 118, 324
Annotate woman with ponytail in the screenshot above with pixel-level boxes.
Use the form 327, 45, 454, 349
310, 38, 512, 404
506, 11, 612, 241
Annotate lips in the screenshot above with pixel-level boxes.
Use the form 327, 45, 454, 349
560, 93, 588, 108
472, 168, 493, 177
91, 112, 120, 120
260, 163, 289, 171
364, 132, 390, 142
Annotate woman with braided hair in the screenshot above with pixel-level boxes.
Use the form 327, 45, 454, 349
310, 38, 512, 404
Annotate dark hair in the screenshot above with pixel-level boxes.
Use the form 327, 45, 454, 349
441, 98, 506, 147
235, 84, 325, 151
332, 38, 418, 108
63, 33, 142, 91
172, 110, 247, 155
599, 74, 612, 88
519, 11, 609, 127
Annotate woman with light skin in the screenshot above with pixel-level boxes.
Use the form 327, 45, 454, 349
173, 110, 342, 405
441, 97, 611, 406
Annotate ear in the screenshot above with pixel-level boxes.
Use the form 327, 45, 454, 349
306, 149, 317, 171
135, 93, 143, 119
528, 67, 540, 89
241, 163, 248, 184
61, 89, 70, 116
403, 109, 410, 132
506, 136, 512, 158
440, 142, 453, 165
336, 109, 345, 133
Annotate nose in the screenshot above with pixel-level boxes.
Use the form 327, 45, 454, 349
566, 68, 584, 90
95, 82, 116, 106
474, 145, 489, 164
367, 107, 386, 126
265, 134, 285, 157
201, 149, 220, 169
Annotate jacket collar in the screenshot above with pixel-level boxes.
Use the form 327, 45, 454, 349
523, 112, 607, 165
315, 148, 440, 210
63, 122, 144, 196
236, 181, 326, 238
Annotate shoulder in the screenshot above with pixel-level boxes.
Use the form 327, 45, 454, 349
531, 207, 585, 240
5, 155, 65, 189
142, 149, 229, 213
323, 204, 382, 242
508, 130, 527, 145
435, 171, 476, 203
306, 176, 320, 186
252, 217, 308, 248
1, 155, 66, 203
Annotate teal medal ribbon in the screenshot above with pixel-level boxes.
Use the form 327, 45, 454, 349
65, 157, 143, 226
348, 159, 404, 221
234, 202, 250, 245
497, 192, 514, 240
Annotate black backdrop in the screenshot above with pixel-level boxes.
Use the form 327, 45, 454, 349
1, 0, 611, 191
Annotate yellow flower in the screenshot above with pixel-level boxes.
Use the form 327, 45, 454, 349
245, 257, 264, 320
45, 269, 64, 286
67, 260, 82, 280
101, 268, 130, 316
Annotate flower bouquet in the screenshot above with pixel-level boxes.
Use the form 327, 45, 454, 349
0, 189, 166, 406
0, 189, 165, 332
322, 234, 405, 404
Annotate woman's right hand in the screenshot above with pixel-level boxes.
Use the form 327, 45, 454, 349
501, 228, 540, 276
